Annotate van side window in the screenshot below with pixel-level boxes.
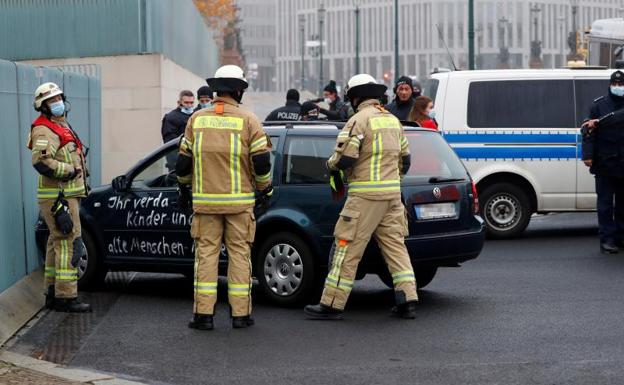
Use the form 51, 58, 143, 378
283, 137, 335, 184
574, 79, 610, 126
467, 80, 575, 128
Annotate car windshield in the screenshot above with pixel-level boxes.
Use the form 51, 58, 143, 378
403, 131, 468, 184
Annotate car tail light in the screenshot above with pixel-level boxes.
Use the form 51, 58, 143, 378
471, 182, 479, 214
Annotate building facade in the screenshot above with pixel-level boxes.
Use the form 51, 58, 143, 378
238, 0, 278, 91
275, 0, 622, 92
1, 0, 220, 181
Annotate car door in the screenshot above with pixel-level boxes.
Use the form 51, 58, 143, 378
574, 78, 609, 209
280, 134, 344, 253
99, 145, 194, 264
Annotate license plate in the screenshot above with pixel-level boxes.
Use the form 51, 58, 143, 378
414, 203, 457, 220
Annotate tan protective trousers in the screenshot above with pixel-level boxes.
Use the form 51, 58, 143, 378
191, 208, 255, 317
40, 198, 80, 299
320, 196, 418, 310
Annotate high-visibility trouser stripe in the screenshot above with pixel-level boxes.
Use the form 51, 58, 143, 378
249, 137, 267, 153
45, 267, 56, 278
230, 133, 242, 193
194, 282, 217, 295
392, 270, 415, 284
193, 131, 203, 193
178, 175, 192, 185
329, 243, 349, 279
193, 193, 255, 205
255, 172, 271, 183
348, 180, 401, 193
325, 274, 353, 293
37, 186, 86, 199
370, 132, 383, 181
228, 283, 251, 296
56, 269, 78, 281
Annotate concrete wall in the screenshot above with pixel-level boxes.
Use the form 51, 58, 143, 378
25, 54, 210, 182
0, 59, 101, 294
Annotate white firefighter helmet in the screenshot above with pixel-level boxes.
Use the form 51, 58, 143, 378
345, 73, 387, 100
206, 65, 249, 93
34, 82, 64, 111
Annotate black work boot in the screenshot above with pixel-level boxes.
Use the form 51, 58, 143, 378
188, 314, 214, 330
44, 285, 55, 309
600, 242, 618, 254
232, 316, 255, 329
54, 298, 92, 313
304, 304, 343, 320
391, 302, 417, 319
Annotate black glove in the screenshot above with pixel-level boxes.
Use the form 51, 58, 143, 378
71, 237, 87, 268
62, 167, 81, 182
255, 186, 273, 215
51, 192, 73, 235
177, 184, 192, 211
329, 170, 346, 201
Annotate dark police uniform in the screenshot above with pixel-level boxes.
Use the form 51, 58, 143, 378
582, 70, 624, 249
265, 100, 301, 121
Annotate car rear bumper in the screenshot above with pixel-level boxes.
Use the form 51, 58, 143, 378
404, 223, 486, 266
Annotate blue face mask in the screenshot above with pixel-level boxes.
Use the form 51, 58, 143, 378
429, 110, 437, 120
181, 106, 194, 115
611, 86, 624, 97
200, 102, 212, 109
49, 101, 65, 117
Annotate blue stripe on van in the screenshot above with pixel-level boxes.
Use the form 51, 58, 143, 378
453, 146, 577, 160
443, 132, 578, 144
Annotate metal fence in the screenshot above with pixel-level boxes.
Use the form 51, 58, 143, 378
0, 59, 101, 293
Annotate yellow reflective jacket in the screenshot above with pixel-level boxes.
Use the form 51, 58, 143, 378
177, 95, 272, 214
327, 99, 410, 200
28, 117, 88, 200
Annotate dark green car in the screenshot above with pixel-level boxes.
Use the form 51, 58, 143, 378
37, 121, 485, 306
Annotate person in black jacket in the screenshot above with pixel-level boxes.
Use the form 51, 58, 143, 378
385, 76, 416, 121
265, 89, 301, 121
581, 70, 624, 253
317, 80, 349, 121
161, 90, 195, 143
194, 86, 213, 112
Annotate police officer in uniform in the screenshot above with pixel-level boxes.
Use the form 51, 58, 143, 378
582, 70, 624, 254
304, 74, 417, 320
176, 65, 272, 330
265, 89, 301, 121
28, 82, 91, 312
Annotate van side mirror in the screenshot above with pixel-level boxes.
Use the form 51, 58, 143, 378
112, 175, 129, 192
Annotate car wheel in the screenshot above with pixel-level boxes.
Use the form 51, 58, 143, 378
255, 232, 317, 306
480, 182, 532, 239
77, 231, 107, 291
378, 266, 438, 290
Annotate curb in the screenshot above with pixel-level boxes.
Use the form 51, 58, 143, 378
0, 350, 146, 384
0, 269, 43, 346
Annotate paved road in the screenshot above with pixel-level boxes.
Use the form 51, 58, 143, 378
9, 213, 624, 385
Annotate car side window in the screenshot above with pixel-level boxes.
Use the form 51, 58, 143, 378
575, 79, 609, 125
133, 146, 179, 188
283, 136, 335, 184
467, 80, 575, 128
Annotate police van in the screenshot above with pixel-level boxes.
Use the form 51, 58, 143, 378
426, 68, 613, 238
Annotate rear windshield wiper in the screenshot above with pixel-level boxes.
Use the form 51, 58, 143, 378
428, 176, 466, 183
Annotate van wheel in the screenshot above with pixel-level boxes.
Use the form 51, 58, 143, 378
480, 182, 531, 239
77, 231, 107, 291
378, 266, 438, 289
255, 232, 316, 307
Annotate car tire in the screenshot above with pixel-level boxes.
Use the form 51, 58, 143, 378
255, 232, 317, 307
77, 231, 107, 291
479, 182, 532, 239
378, 266, 438, 290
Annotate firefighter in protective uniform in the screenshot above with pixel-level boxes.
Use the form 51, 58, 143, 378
176, 65, 272, 330
304, 74, 417, 320
28, 82, 91, 313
